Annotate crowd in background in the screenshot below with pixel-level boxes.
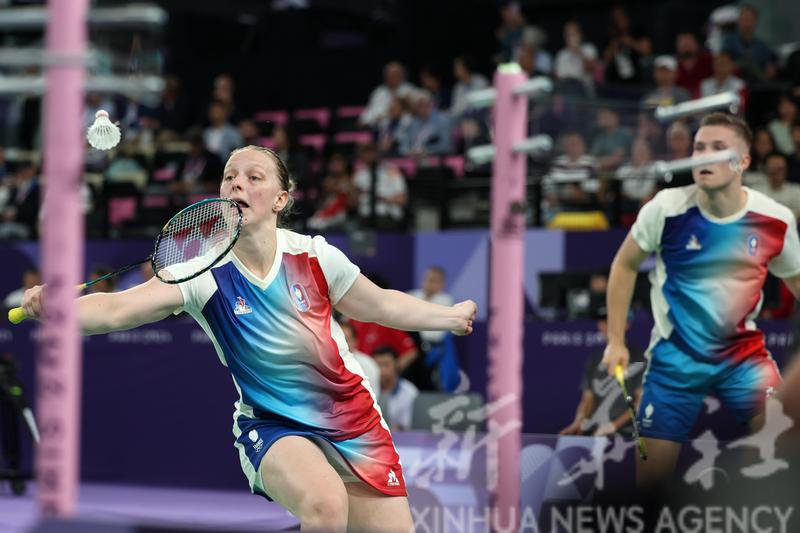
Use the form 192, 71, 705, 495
0, 3, 799, 238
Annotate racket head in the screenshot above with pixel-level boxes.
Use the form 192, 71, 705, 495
152, 198, 243, 284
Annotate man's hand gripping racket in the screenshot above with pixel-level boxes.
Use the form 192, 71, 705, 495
9, 198, 242, 324
614, 364, 648, 461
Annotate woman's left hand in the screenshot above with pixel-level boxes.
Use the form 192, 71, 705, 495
451, 300, 477, 336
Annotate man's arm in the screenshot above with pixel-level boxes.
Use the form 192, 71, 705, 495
22, 276, 184, 336
601, 233, 650, 375
335, 274, 476, 335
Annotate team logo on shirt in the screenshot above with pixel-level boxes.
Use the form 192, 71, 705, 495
233, 296, 252, 315
290, 283, 311, 312
747, 234, 759, 256
685, 234, 702, 251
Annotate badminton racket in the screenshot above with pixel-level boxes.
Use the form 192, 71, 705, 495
615, 364, 647, 461
8, 197, 242, 324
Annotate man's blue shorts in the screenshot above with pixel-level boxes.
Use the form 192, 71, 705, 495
637, 339, 781, 442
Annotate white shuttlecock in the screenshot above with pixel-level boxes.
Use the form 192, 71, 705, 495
87, 109, 121, 150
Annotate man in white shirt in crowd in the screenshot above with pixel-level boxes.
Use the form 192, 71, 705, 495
360, 62, 419, 127
374, 346, 419, 431
751, 152, 800, 220
407, 266, 454, 350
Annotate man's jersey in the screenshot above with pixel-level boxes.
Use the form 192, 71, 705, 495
631, 185, 800, 362
166, 229, 382, 440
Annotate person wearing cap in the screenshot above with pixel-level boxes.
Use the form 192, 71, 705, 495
560, 305, 645, 437
640, 55, 691, 110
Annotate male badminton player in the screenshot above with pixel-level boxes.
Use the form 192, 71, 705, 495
602, 112, 800, 489
21, 145, 477, 531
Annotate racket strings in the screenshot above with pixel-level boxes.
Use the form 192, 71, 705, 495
153, 200, 240, 275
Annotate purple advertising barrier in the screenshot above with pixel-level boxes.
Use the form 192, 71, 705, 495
487, 65, 528, 528
37, 0, 89, 517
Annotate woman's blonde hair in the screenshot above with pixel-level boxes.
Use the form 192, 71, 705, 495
228, 145, 296, 226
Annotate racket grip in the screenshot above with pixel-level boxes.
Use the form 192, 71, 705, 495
614, 364, 625, 384
8, 307, 27, 324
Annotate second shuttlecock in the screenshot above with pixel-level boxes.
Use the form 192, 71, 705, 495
87, 109, 121, 150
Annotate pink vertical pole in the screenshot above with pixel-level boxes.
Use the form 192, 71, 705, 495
488, 65, 527, 531
38, 0, 88, 517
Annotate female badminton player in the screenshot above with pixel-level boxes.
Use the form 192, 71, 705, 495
21, 145, 477, 531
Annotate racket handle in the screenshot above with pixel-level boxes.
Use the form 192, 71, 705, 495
8, 307, 27, 324
614, 364, 625, 384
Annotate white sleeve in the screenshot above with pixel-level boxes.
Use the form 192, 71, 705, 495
630, 192, 665, 253
162, 260, 216, 316
769, 216, 800, 278
313, 236, 360, 304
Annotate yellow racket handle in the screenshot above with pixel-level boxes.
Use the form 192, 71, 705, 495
7, 282, 88, 324
614, 364, 626, 387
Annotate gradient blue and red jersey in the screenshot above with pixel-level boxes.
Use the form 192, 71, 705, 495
631, 186, 800, 441
166, 229, 406, 497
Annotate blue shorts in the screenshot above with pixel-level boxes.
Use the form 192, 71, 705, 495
233, 413, 407, 500
637, 339, 781, 442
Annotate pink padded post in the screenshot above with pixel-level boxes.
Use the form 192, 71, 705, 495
38, 0, 89, 518
488, 66, 527, 530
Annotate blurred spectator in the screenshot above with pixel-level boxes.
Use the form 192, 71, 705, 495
307, 153, 354, 232
554, 21, 598, 97
399, 92, 453, 157
494, 1, 527, 63
542, 131, 598, 221
721, 4, 777, 83
616, 137, 657, 211
338, 320, 381, 402
450, 55, 490, 119
789, 123, 800, 182
767, 95, 798, 156
407, 266, 454, 348
156, 75, 192, 134
238, 119, 260, 147
636, 112, 666, 156
418, 65, 450, 111
516, 26, 553, 77
666, 122, 692, 160
406, 267, 460, 392
373, 345, 419, 431
353, 143, 407, 230
173, 130, 224, 195
106, 141, 148, 189
360, 62, 418, 127
751, 153, 800, 219
0, 162, 39, 239
348, 315, 418, 373
560, 307, 645, 437
675, 32, 713, 98
3, 269, 40, 309
271, 124, 310, 187
88, 265, 117, 293
210, 73, 241, 124
590, 107, 633, 171
376, 97, 413, 156
602, 5, 651, 85
700, 52, 747, 105
640, 56, 691, 110
203, 99, 242, 162
748, 128, 776, 177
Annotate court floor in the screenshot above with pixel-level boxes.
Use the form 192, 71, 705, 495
0, 482, 299, 532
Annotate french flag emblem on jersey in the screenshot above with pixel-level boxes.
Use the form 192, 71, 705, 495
290, 283, 311, 312
747, 234, 759, 256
